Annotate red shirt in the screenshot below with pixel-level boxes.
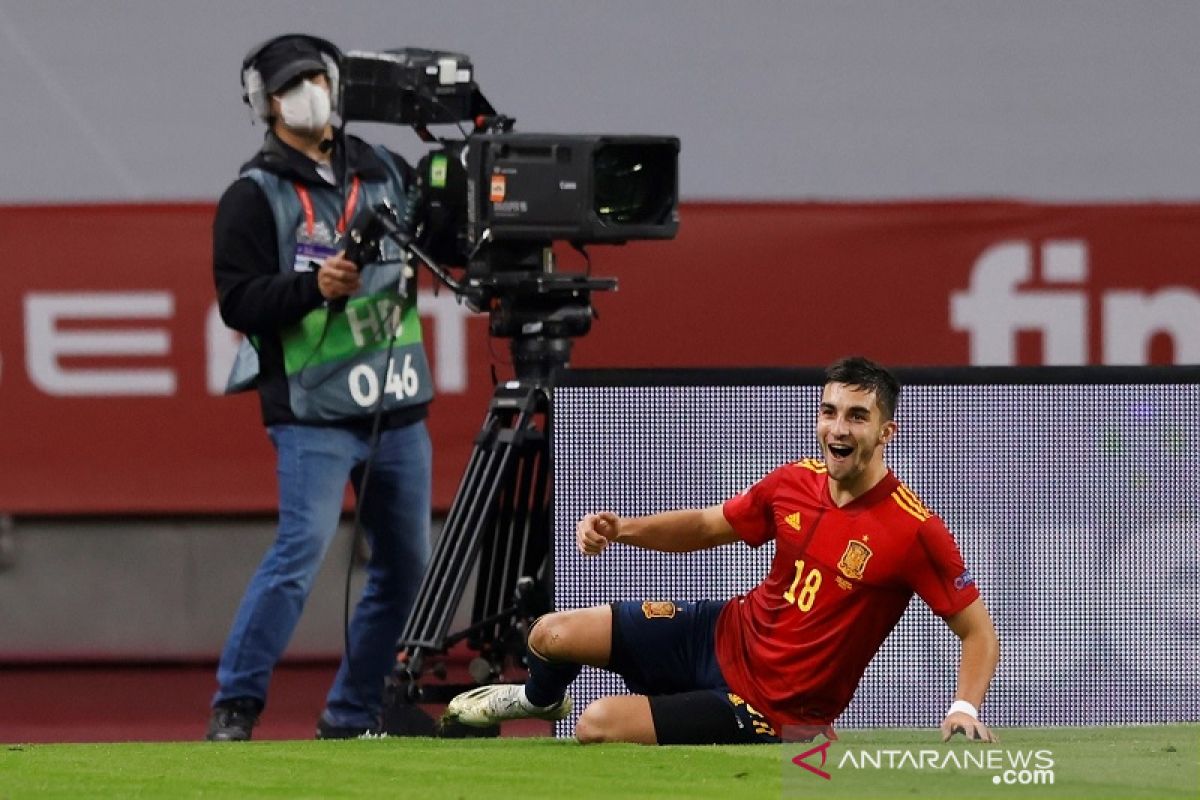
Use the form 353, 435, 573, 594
715, 459, 979, 729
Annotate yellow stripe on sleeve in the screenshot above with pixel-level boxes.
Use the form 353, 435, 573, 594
891, 486, 931, 521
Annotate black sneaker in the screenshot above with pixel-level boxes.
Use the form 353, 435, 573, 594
206, 697, 262, 742
315, 715, 384, 740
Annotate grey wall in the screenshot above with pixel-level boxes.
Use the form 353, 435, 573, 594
0, 517, 462, 660
1, 0, 1198, 203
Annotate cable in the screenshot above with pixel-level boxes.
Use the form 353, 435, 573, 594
339, 311, 401, 728
335, 177, 423, 730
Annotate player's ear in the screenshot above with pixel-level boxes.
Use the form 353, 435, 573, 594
880, 419, 897, 445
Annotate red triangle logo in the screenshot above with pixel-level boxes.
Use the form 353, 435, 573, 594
791, 740, 832, 780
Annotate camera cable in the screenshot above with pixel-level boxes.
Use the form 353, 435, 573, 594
335, 175, 423, 733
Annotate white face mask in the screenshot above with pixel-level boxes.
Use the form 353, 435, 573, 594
277, 79, 331, 132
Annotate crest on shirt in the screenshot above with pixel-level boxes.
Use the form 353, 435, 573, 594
641, 601, 677, 620
837, 540, 873, 580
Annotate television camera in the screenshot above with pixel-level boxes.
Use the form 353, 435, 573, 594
339, 47, 679, 363
336, 47, 680, 735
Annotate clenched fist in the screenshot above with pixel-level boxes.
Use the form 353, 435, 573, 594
577, 512, 620, 555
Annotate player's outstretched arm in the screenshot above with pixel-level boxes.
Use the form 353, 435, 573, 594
576, 505, 738, 556
940, 597, 1000, 743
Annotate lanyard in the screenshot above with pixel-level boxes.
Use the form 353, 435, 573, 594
292, 175, 361, 239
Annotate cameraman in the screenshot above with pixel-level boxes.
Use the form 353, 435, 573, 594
207, 34, 433, 741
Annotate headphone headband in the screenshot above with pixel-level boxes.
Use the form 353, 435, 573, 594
241, 33, 341, 74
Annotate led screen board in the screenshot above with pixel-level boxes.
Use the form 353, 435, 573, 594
552, 367, 1199, 731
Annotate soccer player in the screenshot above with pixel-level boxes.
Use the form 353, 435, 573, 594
443, 356, 1000, 744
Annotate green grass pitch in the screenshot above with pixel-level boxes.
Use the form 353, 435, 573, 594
1, 725, 1195, 799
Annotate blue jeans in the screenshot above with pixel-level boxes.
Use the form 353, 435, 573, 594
213, 421, 432, 729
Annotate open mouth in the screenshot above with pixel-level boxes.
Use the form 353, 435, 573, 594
828, 443, 853, 459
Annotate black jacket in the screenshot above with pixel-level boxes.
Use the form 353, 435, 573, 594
212, 130, 427, 428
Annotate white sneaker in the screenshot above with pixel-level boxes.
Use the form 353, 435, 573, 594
442, 684, 572, 728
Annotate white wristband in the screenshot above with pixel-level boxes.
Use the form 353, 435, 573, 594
946, 699, 979, 719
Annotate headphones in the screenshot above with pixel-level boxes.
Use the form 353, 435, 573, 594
241, 33, 342, 120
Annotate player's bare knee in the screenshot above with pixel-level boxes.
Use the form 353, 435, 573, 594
528, 612, 569, 660
575, 698, 646, 744
574, 702, 615, 744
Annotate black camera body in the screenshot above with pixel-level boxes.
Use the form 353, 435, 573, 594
464, 133, 679, 249
338, 47, 679, 354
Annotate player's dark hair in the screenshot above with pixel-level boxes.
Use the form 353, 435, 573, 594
824, 356, 901, 420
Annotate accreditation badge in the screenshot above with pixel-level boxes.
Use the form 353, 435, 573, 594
292, 221, 339, 273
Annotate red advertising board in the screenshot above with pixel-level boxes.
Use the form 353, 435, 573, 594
1, 201, 1196, 514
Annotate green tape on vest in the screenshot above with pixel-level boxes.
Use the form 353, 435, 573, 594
281, 290, 423, 375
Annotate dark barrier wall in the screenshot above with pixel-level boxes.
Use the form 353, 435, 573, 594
551, 366, 1200, 728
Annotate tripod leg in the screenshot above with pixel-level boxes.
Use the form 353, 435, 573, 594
396, 384, 546, 656
473, 422, 550, 654
400, 413, 506, 654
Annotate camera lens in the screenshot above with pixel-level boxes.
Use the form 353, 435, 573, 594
592, 143, 677, 226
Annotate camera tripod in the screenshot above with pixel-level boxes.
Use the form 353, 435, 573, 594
380, 330, 577, 736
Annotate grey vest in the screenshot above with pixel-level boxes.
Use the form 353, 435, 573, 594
224, 145, 434, 421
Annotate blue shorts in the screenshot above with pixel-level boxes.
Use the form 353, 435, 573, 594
609, 599, 728, 695
608, 599, 779, 744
